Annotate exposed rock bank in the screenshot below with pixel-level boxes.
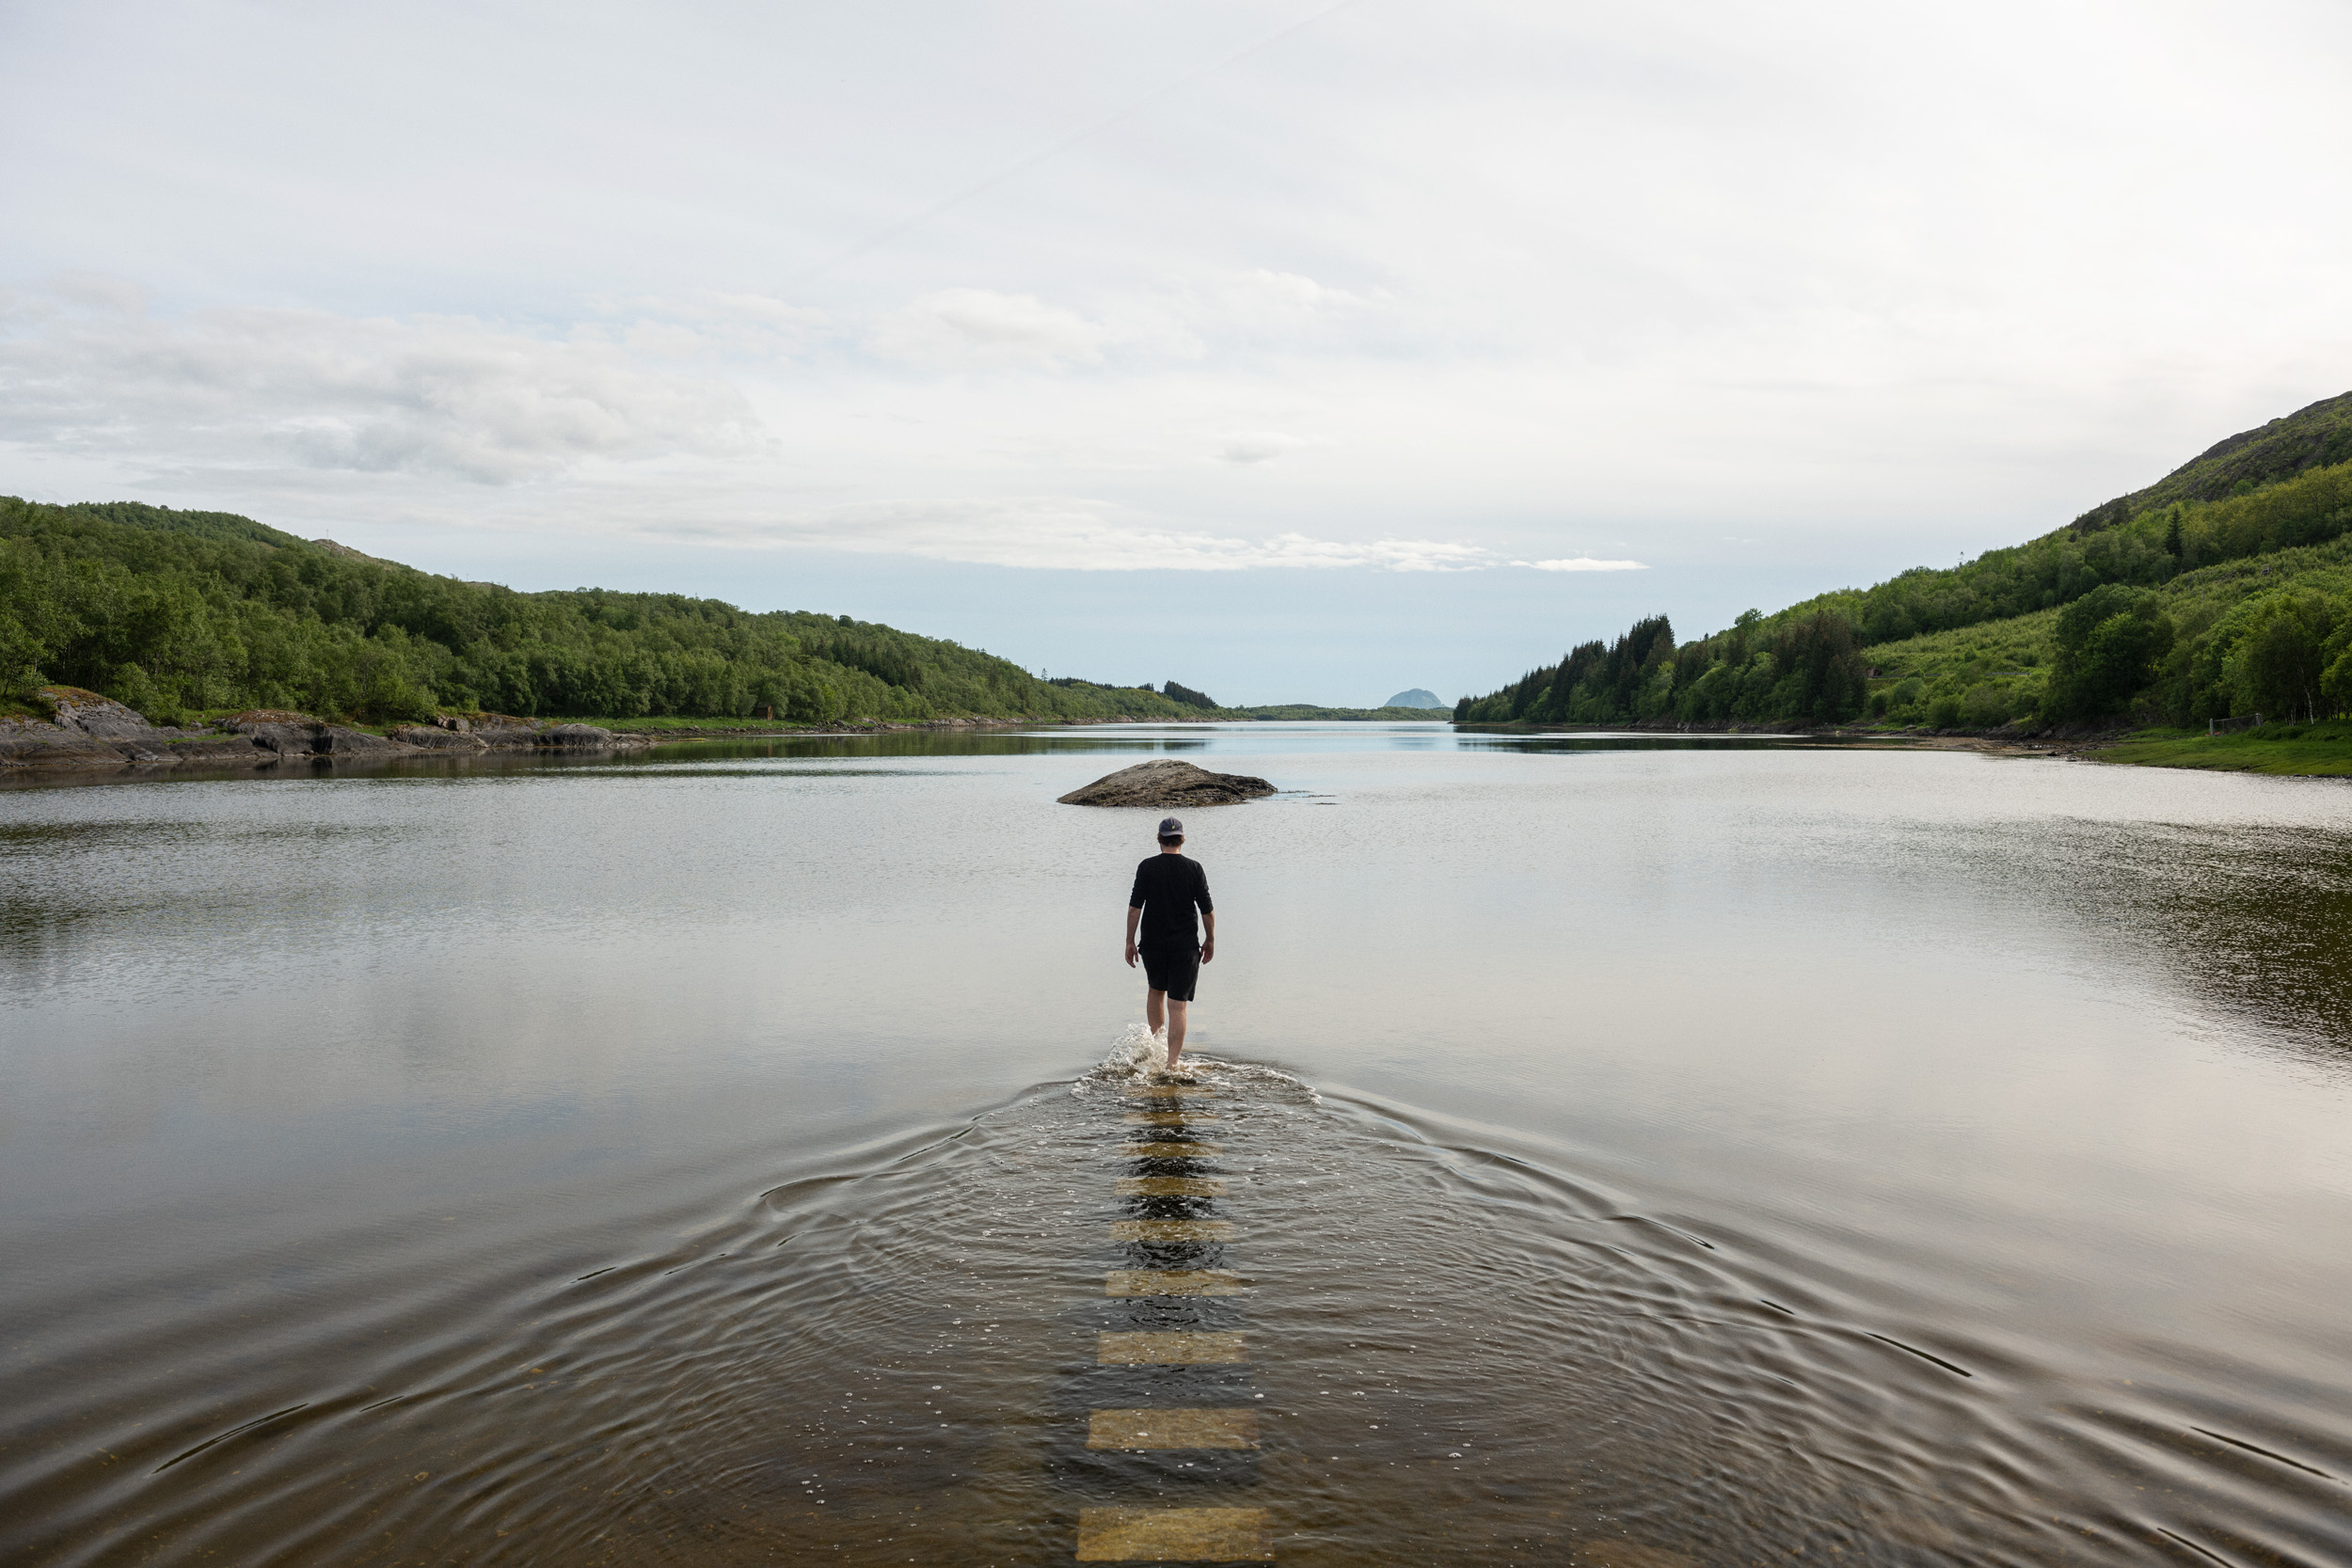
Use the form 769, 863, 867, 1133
1057, 758, 1277, 808
0, 689, 1206, 779
0, 688, 640, 773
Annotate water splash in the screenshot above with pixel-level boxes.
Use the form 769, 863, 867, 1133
1089, 1022, 1168, 1082
1075, 1025, 1315, 1104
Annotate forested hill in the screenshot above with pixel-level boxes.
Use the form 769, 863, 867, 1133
0, 498, 1202, 726
2068, 390, 2352, 533
1457, 390, 2352, 731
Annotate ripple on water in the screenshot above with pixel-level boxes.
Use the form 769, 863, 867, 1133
8, 1037, 2341, 1567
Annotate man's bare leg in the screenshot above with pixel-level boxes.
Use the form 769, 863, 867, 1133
1146, 989, 1168, 1043
1166, 999, 1188, 1070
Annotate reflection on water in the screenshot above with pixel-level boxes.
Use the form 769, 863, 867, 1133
642, 729, 1215, 762
2021, 818, 2352, 1054
3, 728, 2351, 1566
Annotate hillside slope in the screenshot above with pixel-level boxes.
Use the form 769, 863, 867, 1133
0, 498, 1200, 727
2070, 390, 2352, 532
1457, 393, 2352, 731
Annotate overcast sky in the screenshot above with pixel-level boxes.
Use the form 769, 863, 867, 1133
6, 0, 2350, 704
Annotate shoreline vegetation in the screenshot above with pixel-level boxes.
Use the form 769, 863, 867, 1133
2080, 722, 2352, 776
1454, 389, 2352, 778
0, 683, 1453, 777
0, 495, 1444, 774
0, 683, 1223, 776
1449, 715, 2352, 775
28, 393, 2352, 780
0, 495, 1218, 731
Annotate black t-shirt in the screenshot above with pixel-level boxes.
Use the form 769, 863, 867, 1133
1130, 853, 1213, 949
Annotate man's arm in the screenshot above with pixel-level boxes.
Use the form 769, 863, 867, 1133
1196, 864, 1216, 962
1124, 905, 1141, 967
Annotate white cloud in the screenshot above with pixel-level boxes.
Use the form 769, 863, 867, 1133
1516, 557, 1648, 572
707, 294, 833, 336
859, 270, 1375, 379
637, 495, 1493, 572
0, 282, 765, 483
5, 0, 2351, 614
1214, 431, 1307, 465
868, 289, 1112, 370
1178, 270, 1378, 348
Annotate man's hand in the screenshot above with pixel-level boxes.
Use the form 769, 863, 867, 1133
1124, 942, 1139, 968
1200, 937, 1216, 964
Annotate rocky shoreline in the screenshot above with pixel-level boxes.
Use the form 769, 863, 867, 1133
0, 689, 646, 773
0, 689, 1195, 777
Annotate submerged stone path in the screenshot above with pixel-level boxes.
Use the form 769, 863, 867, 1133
1071, 1079, 1273, 1563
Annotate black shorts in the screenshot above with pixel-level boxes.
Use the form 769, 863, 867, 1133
1141, 942, 1201, 1003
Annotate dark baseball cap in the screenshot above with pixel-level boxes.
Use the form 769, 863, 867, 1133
1157, 816, 1184, 837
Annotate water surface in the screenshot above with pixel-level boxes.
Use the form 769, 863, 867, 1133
4, 724, 2349, 1566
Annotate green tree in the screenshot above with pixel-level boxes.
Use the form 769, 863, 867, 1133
0, 497, 1203, 725
1163, 680, 1220, 709
2228, 592, 2338, 721
2042, 585, 2173, 721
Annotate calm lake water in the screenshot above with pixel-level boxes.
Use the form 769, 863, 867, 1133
3, 723, 2349, 1567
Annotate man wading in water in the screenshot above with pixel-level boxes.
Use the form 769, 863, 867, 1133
1124, 816, 1216, 1073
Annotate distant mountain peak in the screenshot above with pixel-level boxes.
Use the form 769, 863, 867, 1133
1384, 688, 1446, 710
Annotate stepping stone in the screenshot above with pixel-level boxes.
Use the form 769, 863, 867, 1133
1121, 1142, 1225, 1157
1119, 1177, 1225, 1196
1106, 1270, 1248, 1296
1075, 1507, 1272, 1561
1124, 1111, 1216, 1125
1096, 1330, 1248, 1364
1111, 1220, 1234, 1241
1088, 1407, 1260, 1449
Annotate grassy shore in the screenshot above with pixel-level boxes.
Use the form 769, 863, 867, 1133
2090, 722, 2352, 776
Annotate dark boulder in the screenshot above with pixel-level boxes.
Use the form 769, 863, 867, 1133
537, 723, 617, 747
389, 724, 489, 751
3, 689, 216, 768
221, 710, 326, 756
162, 737, 287, 764
1057, 759, 1276, 808
0, 722, 125, 767
315, 725, 410, 755
37, 687, 159, 738
223, 710, 414, 757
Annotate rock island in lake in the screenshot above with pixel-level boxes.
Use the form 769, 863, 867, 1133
1057, 758, 1276, 808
